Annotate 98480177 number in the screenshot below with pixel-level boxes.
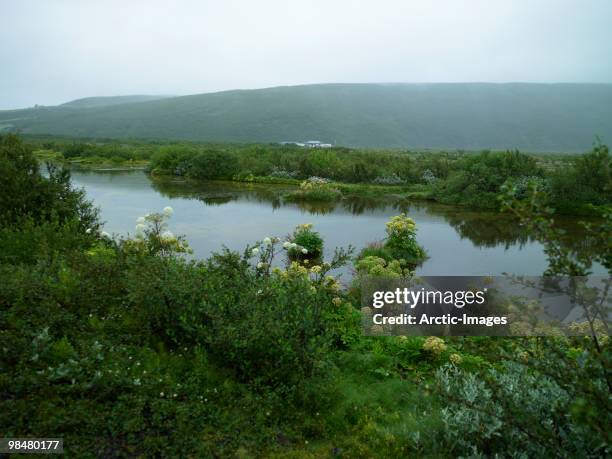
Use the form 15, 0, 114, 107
0, 438, 63, 454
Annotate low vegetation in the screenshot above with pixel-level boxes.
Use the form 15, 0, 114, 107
2, 133, 610, 456
29, 135, 611, 216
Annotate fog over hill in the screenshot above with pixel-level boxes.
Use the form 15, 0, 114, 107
1, 83, 611, 151
60, 95, 172, 108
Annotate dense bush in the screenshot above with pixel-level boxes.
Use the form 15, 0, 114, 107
0, 139, 359, 453
431, 150, 543, 208
286, 223, 324, 260
0, 134, 98, 231
150, 145, 198, 175
2, 135, 610, 456
438, 361, 574, 456
384, 213, 426, 263
29, 135, 611, 214
285, 177, 342, 202
549, 142, 611, 214
436, 337, 611, 458
187, 149, 239, 180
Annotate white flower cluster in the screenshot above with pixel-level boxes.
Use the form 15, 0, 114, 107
249, 237, 283, 258
87, 227, 111, 238
133, 207, 175, 239
160, 230, 176, 242
135, 215, 146, 238
282, 241, 308, 254
307, 176, 331, 184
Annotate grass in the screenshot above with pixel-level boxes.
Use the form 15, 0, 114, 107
33, 145, 609, 216
35, 150, 439, 203
278, 349, 445, 456
34, 150, 150, 170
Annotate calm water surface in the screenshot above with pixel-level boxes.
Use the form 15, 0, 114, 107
70, 170, 606, 277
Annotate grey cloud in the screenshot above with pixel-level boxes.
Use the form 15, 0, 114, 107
1, 0, 611, 109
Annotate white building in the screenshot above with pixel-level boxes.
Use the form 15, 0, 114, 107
305, 140, 332, 148
280, 140, 333, 148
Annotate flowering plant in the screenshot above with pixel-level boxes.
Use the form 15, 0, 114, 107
286, 223, 324, 261
128, 206, 190, 257
287, 178, 341, 202
373, 173, 404, 185
384, 213, 426, 263
422, 336, 447, 355
354, 255, 412, 278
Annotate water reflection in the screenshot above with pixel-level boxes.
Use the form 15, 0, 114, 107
150, 177, 290, 204
149, 176, 538, 249
69, 170, 606, 276
148, 174, 605, 264
427, 208, 532, 249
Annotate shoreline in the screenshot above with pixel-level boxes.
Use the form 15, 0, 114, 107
36, 154, 609, 217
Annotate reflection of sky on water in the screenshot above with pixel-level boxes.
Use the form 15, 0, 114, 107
70, 170, 607, 277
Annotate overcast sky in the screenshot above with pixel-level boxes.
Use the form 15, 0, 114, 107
1, 0, 611, 109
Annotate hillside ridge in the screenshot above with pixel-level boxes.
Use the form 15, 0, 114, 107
1, 83, 611, 151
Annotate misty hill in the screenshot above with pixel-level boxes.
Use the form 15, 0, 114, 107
1, 83, 611, 151
60, 95, 172, 108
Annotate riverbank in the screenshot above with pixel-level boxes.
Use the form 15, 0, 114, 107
34, 152, 439, 202
32, 139, 610, 216
35, 149, 149, 170
5, 133, 610, 457
65, 168, 608, 277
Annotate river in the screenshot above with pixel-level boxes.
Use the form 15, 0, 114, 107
70, 170, 607, 277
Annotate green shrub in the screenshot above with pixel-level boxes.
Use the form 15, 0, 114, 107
3, 134, 611, 456
384, 214, 426, 264
39, 136, 611, 214
436, 357, 610, 457
432, 150, 543, 209
61, 142, 91, 158
187, 150, 239, 180
287, 223, 324, 259
549, 143, 611, 213
285, 178, 342, 202
356, 242, 394, 263
0, 135, 96, 230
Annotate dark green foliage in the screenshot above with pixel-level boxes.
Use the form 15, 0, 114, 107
151, 146, 240, 179
155, 140, 610, 213
62, 142, 89, 158
432, 150, 542, 209
427, 177, 612, 457
0, 138, 356, 453
201, 257, 330, 387
0, 134, 99, 233
21, 134, 612, 214
287, 224, 324, 260
356, 243, 394, 262
150, 145, 198, 174
187, 149, 239, 180
291, 231, 324, 258
549, 142, 611, 214
1, 134, 610, 456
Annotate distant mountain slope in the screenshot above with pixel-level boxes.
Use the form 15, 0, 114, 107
1, 83, 611, 151
60, 95, 172, 108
